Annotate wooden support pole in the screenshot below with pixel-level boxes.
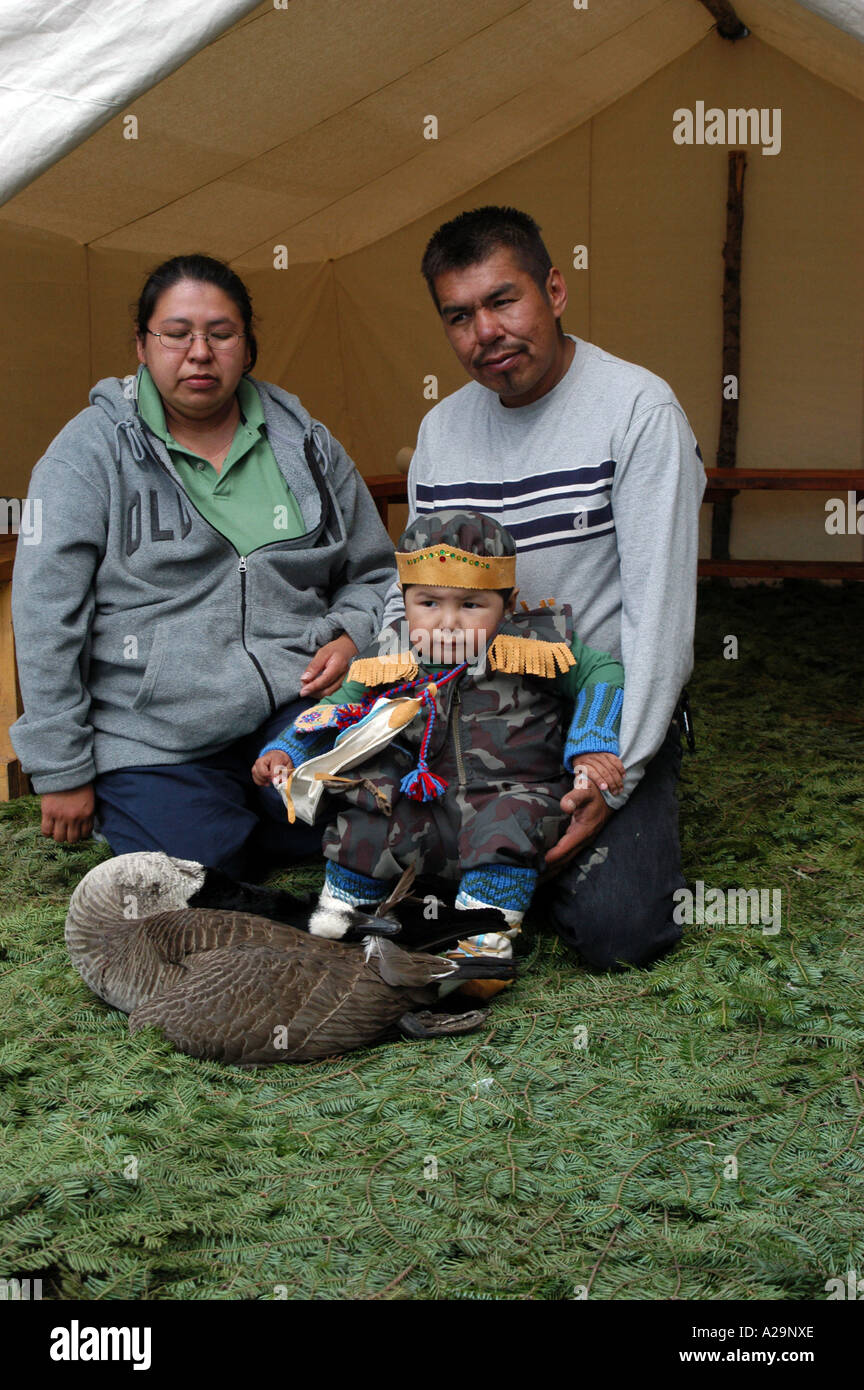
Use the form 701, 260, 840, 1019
711, 150, 746, 564
695, 0, 749, 41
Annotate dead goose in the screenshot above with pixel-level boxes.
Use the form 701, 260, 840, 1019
65, 856, 514, 1064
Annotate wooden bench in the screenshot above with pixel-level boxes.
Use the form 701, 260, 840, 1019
2, 467, 862, 800
700, 469, 864, 580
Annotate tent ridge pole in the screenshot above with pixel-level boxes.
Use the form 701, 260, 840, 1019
695, 0, 750, 41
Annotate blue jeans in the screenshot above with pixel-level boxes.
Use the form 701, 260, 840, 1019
94, 699, 322, 879
540, 721, 686, 970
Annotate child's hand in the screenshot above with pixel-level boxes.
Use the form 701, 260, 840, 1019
251, 751, 294, 787
571, 752, 625, 795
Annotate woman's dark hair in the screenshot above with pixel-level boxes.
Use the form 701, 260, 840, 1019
134, 253, 258, 373
421, 206, 554, 314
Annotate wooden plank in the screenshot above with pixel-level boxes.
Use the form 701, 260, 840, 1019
0, 533, 17, 585
364, 475, 409, 503
699, 559, 864, 580
706, 469, 864, 491
0, 570, 27, 800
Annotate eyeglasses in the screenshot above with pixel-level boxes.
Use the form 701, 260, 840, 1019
147, 329, 245, 353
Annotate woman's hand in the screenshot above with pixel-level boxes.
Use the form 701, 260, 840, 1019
300, 633, 358, 697
571, 752, 626, 795
251, 751, 294, 787
41, 785, 95, 844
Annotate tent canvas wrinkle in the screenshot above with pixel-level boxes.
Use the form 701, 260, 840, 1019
0, 0, 262, 205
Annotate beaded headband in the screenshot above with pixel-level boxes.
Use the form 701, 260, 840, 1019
395, 543, 516, 590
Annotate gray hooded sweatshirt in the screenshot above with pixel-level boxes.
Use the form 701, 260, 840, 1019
11, 374, 396, 793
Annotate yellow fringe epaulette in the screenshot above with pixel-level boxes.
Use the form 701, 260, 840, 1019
347, 654, 419, 687
488, 634, 575, 679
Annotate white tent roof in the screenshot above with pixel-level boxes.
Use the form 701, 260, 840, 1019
1, 0, 861, 266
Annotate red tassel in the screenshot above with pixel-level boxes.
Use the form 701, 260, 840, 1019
400, 767, 448, 801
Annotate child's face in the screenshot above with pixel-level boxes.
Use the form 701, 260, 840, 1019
403, 585, 511, 666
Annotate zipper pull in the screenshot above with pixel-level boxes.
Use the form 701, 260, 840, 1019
238, 555, 247, 573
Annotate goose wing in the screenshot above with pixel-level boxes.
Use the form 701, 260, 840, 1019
127, 912, 491, 1065
362, 935, 458, 991
129, 938, 407, 1064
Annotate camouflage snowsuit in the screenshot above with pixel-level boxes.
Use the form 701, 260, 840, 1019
321, 609, 578, 891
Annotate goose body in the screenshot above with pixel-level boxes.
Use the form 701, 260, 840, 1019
65, 855, 514, 1064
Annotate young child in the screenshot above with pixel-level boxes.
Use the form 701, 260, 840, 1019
252, 511, 624, 949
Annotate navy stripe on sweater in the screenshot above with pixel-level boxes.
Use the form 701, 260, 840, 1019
416, 466, 616, 552
416, 463, 615, 502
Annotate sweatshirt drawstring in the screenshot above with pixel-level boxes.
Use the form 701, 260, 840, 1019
309, 420, 332, 476
112, 419, 149, 472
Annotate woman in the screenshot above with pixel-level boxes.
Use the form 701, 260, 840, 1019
11, 254, 396, 877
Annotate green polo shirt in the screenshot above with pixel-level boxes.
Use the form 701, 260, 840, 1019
136, 366, 305, 554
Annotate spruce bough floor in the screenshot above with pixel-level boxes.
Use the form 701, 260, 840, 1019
1, 582, 862, 1301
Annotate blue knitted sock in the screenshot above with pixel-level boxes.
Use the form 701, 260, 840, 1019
325, 862, 389, 909
456, 864, 538, 925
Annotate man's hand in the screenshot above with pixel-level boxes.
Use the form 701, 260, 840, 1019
300, 634, 358, 698
544, 777, 613, 870
41, 784, 95, 844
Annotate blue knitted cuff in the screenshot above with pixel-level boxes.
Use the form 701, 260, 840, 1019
564, 683, 623, 768
258, 724, 337, 766
458, 865, 538, 914
326, 862, 388, 906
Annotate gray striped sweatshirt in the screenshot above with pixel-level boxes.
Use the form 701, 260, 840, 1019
382, 335, 706, 808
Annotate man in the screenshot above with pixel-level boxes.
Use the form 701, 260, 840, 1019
382, 205, 706, 970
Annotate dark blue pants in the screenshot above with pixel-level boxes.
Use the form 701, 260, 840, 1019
94, 700, 322, 879
539, 721, 686, 971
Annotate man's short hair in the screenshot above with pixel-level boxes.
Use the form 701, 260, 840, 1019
421, 206, 554, 312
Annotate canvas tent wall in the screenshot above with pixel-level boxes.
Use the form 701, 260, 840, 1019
1, 0, 862, 564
